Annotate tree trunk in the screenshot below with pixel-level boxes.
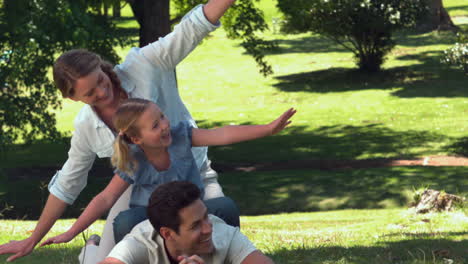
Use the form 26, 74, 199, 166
112, 2, 121, 18
418, 0, 458, 31
103, 1, 109, 17
127, 0, 171, 47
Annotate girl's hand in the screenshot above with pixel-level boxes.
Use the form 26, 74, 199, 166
0, 237, 36, 262
39, 231, 75, 247
177, 255, 205, 264
268, 108, 297, 135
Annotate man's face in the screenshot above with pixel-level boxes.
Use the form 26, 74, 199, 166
171, 199, 214, 256
70, 67, 115, 108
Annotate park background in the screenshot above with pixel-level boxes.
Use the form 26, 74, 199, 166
0, 0, 467, 263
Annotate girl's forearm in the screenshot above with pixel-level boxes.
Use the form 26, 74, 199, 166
192, 124, 272, 147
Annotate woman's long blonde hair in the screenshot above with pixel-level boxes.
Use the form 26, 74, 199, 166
53, 49, 121, 98
111, 98, 153, 175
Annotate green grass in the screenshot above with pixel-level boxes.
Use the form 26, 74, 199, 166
1, 209, 467, 264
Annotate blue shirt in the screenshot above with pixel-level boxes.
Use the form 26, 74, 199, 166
116, 121, 203, 208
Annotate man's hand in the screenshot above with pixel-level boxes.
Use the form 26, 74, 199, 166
0, 237, 37, 262
177, 254, 205, 264
39, 231, 75, 247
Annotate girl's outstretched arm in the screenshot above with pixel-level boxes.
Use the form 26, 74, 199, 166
192, 108, 296, 147
40, 175, 129, 246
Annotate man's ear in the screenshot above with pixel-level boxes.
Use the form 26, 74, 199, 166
160, 227, 175, 241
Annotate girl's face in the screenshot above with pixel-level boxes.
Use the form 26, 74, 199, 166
133, 103, 172, 149
71, 67, 115, 108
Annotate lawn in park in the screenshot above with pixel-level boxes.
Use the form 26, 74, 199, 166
0, 0, 467, 263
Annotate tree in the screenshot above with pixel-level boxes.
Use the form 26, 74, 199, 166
0, 0, 128, 151
277, 0, 427, 72
417, 0, 458, 31
126, 0, 273, 76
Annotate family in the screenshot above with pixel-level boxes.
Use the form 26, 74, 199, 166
0, 0, 296, 263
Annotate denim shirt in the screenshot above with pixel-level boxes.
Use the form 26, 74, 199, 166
48, 5, 219, 205
117, 121, 204, 208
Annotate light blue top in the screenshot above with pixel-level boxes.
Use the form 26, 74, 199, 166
48, 5, 219, 204
116, 121, 204, 208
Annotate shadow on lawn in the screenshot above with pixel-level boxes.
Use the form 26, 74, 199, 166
264, 28, 460, 56
205, 124, 454, 163
221, 166, 467, 215
273, 50, 467, 98
269, 237, 468, 264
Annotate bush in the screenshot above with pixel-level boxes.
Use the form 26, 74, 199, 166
278, 0, 427, 72
0, 0, 128, 151
443, 31, 468, 74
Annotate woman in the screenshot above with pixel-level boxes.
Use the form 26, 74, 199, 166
0, 0, 236, 263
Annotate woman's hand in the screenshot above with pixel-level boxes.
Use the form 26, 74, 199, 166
0, 237, 37, 262
40, 231, 75, 247
268, 108, 297, 135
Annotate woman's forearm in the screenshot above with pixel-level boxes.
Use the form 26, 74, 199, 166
30, 194, 68, 244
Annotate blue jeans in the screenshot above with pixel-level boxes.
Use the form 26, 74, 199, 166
113, 196, 240, 243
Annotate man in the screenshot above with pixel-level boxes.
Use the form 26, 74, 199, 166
100, 181, 274, 264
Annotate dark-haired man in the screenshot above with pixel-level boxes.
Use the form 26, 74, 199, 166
100, 181, 274, 264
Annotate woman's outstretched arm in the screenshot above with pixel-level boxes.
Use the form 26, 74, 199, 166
40, 175, 129, 247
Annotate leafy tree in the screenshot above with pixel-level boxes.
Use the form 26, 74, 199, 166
277, 0, 427, 72
126, 0, 273, 75
0, 0, 128, 151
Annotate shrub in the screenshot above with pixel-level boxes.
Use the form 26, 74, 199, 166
443, 31, 468, 74
278, 0, 427, 72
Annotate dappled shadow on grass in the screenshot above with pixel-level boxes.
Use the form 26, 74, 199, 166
444, 137, 468, 157
221, 166, 467, 215
273, 51, 467, 98
264, 35, 348, 55
269, 237, 468, 264
203, 123, 455, 163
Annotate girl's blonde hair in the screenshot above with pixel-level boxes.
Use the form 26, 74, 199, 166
53, 49, 121, 98
111, 98, 153, 174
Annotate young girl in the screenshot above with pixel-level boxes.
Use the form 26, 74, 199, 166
41, 98, 296, 246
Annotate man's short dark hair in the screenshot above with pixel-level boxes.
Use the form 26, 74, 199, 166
147, 181, 201, 234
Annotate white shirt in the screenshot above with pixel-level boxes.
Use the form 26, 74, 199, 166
108, 215, 257, 264
48, 5, 219, 204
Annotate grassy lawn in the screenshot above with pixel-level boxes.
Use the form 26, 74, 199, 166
1, 209, 466, 264
0, 0, 467, 263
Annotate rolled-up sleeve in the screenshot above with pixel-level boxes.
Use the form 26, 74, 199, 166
137, 4, 220, 70
48, 126, 96, 205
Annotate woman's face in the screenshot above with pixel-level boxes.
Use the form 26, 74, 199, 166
133, 103, 172, 149
70, 67, 115, 108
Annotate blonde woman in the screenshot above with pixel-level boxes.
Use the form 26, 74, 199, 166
0, 0, 236, 263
